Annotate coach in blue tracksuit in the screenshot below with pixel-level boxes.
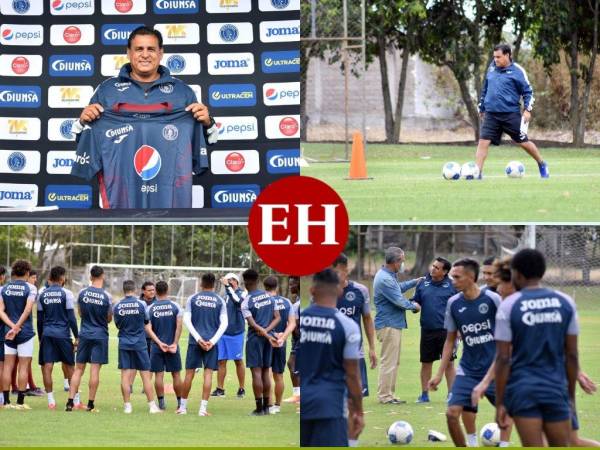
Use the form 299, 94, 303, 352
476, 43, 548, 178
373, 247, 422, 404
412, 257, 457, 403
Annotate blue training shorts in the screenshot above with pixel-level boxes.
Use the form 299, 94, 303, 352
505, 380, 570, 423
448, 374, 495, 413
300, 418, 348, 447
76, 337, 108, 365
217, 332, 244, 361
118, 348, 151, 371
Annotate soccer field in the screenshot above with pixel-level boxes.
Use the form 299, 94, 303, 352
301, 143, 600, 222
341, 286, 600, 447
0, 322, 299, 447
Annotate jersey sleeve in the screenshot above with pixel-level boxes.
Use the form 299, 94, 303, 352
241, 297, 251, 319
495, 292, 520, 342
355, 283, 371, 314
71, 123, 103, 180
444, 295, 459, 332
65, 289, 75, 309
192, 119, 209, 176
560, 292, 580, 336
336, 312, 361, 359
185, 295, 193, 313
27, 283, 37, 303
142, 301, 150, 323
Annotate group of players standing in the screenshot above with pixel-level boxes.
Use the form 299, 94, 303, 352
0, 260, 301, 417
299, 248, 597, 447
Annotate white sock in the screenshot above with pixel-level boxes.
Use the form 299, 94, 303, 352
124, 402, 132, 409
200, 399, 208, 414
0, 392, 4, 405
348, 439, 359, 447
47, 392, 55, 405
180, 398, 188, 410
63, 379, 69, 388
74, 392, 81, 405
466, 433, 478, 447
293, 386, 300, 396
148, 400, 157, 409
499, 441, 510, 447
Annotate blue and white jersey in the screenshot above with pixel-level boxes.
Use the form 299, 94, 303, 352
273, 295, 293, 334
412, 274, 457, 330
113, 296, 149, 351
185, 291, 227, 344
148, 299, 182, 349
241, 290, 276, 338
479, 61, 534, 113
0, 280, 37, 343
445, 289, 501, 378
495, 287, 579, 387
337, 281, 370, 354
37, 286, 76, 339
298, 304, 361, 420
77, 286, 112, 340
224, 286, 245, 336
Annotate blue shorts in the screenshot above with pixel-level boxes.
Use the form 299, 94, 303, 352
118, 348, 151, 371
505, 380, 570, 422
572, 410, 579, 431
301, 418, 348, 447
359, 358, 369, 397
217, 332, 244, 361
246, 334, 273, 369
186, 344, 218, 371
40, 336, 74, 365
150, 349, 182, 373
271, 342, 287, 374
481, 111, 528, 145
76, 337, 108, 365
448, 374, 495, 412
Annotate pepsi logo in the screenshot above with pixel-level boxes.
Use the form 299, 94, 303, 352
265, 88, 278, 101
11, 57, 29, 75
63, 26, 82, 44
115, 0, 133, 12
225, 152, 245, 172
216, 122, 224, 135
52, 0, 64, 10
134, 145, 161, 181
3, 29, 14, 40
279, 117, 298, 137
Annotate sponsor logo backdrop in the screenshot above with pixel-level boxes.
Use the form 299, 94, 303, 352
0, 0, 300, 211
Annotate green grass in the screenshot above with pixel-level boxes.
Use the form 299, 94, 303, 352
333, 284, 600, 447
0, 322, 299, 447
301, 143, 600, 222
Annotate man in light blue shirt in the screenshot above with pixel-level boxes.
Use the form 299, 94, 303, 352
373, 247, 422, 404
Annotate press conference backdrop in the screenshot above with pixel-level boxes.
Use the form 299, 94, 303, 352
0, 0, 300, 219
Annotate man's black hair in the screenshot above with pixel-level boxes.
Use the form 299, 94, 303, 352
11, 260, 31, 277
123, 280, 136, 294
242, 268, 259, 284
482, 256, 496, 266
263, 275, 278, 291
511, 249, 546, 280
141, 281, 155, 290
128, 26, 163, 49
434, 257, 451, 273
201, 272, 216, 289
90, 265, 104, 279
494, 43, 512, 59
332, 253, 348, 268
155, 280, 169, 296
49, 266, 66, 282
312, 268, 340, 287
453, 258, 480, 281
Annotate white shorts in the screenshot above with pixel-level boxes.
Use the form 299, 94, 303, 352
4, 337, 34, 358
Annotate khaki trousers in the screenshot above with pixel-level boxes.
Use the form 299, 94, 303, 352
376, 327, 402, 403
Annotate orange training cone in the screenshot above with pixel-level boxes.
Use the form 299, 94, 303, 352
346, 131, 372, 180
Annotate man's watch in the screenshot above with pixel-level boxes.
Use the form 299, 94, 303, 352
207, 116, 215, 128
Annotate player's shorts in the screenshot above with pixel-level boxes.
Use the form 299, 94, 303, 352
504, 380, 570, 422
359, 357, 369, 397
271, 342, 287, 374
146, 338, 152, 355
150, 349, 182, 373
481, 111, 528, 145
76, 337, 108, 365
300, 418, 348, 447
186, 344, 218, 371
217, 332, 244, 361
572, 410, 579, 431
420, 328, 457, 363
39, 336, 74, 365
5, 336, 34, 358
448, 374, 495, 413
246, 334, 273, 369
118, 348, 151, 371
0, 341, 4, 361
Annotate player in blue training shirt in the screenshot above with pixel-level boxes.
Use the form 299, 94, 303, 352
298, 269, 364, 447
113, 280, 162, 414
264, 276, 296, 414
495, 249, 579, 446
147, 281, 183, 411
0, 260, 37, 409
212, 273, 246, 399
332, 254, 377, 398
71, 26, 217, 209
241, 269, 281, 416
428, 258, 505, 447
66, 265, 112, 413
37, 266, 78, 410
179, 273, 227, 417
283, 276, 301, 404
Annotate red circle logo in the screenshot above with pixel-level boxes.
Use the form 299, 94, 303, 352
11, 56, 29, 75
225, 152, 245, 172
248, 176, 349, 276
63, 26, 81, 44
115, 0, 133, 12
279, 116, 299, 137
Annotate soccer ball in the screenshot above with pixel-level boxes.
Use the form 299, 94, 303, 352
461, 162, 480, 180
442, 162, 461, 180
505, 160, 525, 178
480, 422, 500, 447
387, 420, 414, 445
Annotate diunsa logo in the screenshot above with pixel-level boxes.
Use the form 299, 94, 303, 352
105, 124, 133, 143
